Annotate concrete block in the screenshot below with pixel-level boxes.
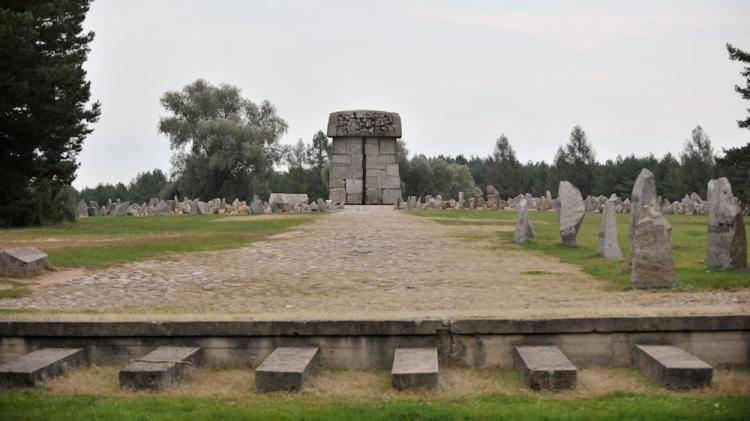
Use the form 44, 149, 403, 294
379, 139, 396, 154
329, 188, 346, 203
383, 176, 401, 189
331, 154, 351, 164
391, 348, 439, 390
386, 164, 399, 177
0, 348, 84, 387
119, 346, 201, 391
332, 139, 347, 154
365, 155, 387, 170
255, 347, 319, 393
513, 346, 577, 390
330, 163, 353, 180
347, 193, 363, 204
347, 138, 363, 154
366, 176, 381, 190
633, 345, 712, 390
382, 189, 402, 205
345, 179, 363, 194
329, 178, 345, 189
0, 248, 48, 277
365, 189, 382, 205
368, 169, 385, 178
365, 138, 380, 155
384, 154, 398, 164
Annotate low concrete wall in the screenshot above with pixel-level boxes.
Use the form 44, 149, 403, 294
1, 316, 748, 369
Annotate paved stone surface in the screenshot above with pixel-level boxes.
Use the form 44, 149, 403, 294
0, 348, 84, 387
391, 347, 439, 390
255, 347, 319, 392
633, 345, 712, 390
0, 206, 748, 319
513, 345, 577, 390
119, 346, 200, 391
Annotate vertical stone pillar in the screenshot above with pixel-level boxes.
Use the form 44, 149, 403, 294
327, 110, 402, 205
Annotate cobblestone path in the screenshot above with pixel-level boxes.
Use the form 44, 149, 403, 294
2, 206, 748, 319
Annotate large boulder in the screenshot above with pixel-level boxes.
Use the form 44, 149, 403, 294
597, 198, 622, 259
250, 195, 264, 214
706, 178, 747, 269
558, 181, 585, 247
155, 200, 171, 216
76, 200, 88, 218
513, 199, 535, 244
113, 201, 131, 216
630, 206, 676, 288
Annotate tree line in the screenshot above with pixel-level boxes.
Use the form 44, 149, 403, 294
2, 0, 749, 226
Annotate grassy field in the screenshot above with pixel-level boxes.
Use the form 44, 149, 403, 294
0, 391, 747, 420
412, 210, 750, 290
0, 214, 320, 268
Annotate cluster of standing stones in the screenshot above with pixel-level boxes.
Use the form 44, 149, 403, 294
76, 193, 342, 219
402, 171, 747, 287
0, 343, 715, 392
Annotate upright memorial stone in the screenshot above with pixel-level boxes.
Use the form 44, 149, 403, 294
706, 178, 747, 269
597, 198, 622, 259
514, 199, 535, 244
629, 169, 657, 243
327, 110, 402, 205
630, 206, 676, 287
558, 181, 585, 247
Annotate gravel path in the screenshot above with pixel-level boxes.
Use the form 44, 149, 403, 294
2, 206, 748, 320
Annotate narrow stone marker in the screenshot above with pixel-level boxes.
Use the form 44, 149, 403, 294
0, 348, 84, 388
119, 346, 200, 391
633, 345, 712, 390
513, 345, 577, 391
255, 347, 320, 393
391, 347, 439, 390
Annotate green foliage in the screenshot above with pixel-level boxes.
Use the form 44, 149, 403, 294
414, 210, 750, 290
0, 391, 747, 420
78, 169, 168, 205
716, 143, 750, 203
0, 0, 100, 227
551, 125, 597, 196
159, 79, 287, 201
0, 214, 318, 268
679, 125, 716, 198
727, 43, 750, 129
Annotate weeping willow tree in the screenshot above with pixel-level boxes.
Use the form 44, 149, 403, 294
158, 79, 287, 200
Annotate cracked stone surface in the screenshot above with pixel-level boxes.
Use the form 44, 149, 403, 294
1, 206, 748, 320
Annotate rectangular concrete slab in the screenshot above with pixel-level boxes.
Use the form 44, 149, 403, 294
391, 348, 439, 390
119, 346, 200, 391
633, 345, 712, 390
0, 348, 84, 387
513, 346, 577, 390
255, 347, 319, 393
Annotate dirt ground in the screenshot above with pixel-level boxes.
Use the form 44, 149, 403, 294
0, 206, 748, 320
43, 365, 750, 399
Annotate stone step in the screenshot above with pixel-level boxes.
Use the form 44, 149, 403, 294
633, 345, 712, 390
119, 346, 201, 391
391, 347, 439, 390
513, 345, 577, 390
0, 348, 84, 387
255, 347, 320, 393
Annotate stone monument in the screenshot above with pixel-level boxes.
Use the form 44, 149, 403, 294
327, 110, 402, 205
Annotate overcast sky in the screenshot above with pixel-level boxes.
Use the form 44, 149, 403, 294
75, 0, 750, 188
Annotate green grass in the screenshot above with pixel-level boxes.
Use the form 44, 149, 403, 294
0, 279, 30, 298
0, 214, 320, 268
412, 209, 750, 290
0, 391, 747, 420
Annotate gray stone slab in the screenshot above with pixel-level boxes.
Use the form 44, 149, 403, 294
513, 345, 577, 390
255, 347, 319, 393
119, 346, 200, 391
0, 247, 48, 277
391, 347, 439, 390
633, 345, 712, 390
0, 348, 84, 387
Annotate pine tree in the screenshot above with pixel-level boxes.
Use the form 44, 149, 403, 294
727, 43, 750, 129
0, 1, 101, 226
